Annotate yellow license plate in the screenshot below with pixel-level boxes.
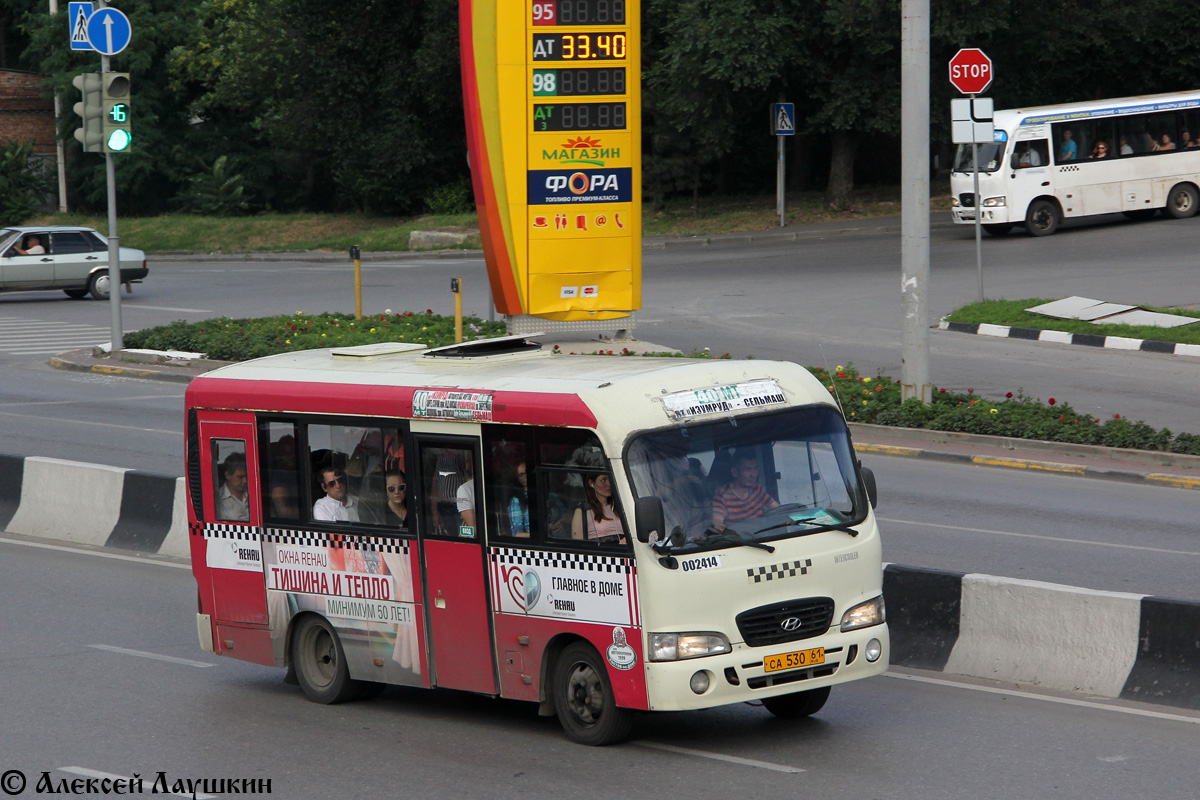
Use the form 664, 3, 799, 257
763, 647, 825, 673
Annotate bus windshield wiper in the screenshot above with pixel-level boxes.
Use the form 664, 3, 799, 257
752, 518, 859, 537
701, 529, 775, 553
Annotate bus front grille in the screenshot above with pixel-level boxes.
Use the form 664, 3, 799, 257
736, 597, 835, 647
959, 192, 976, 207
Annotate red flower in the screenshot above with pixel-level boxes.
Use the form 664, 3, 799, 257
939, 388, 946, 393
1048, 398, 1056, 406
967, 388, 974, 394
426, 309, 433, 314
1114, 413, 1121, 420
837, 372, 846, 378
1006, 392, 1013, 399
875, 385, 883, 393
1058, 415, 1065, 421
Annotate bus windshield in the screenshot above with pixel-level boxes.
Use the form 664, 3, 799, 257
953, 142, 1004, 173
626, 405, 867, 553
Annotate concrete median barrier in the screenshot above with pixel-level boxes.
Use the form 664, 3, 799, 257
2, 451, 1198, 712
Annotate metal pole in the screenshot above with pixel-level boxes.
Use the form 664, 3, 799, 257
777, 134, 786, 227
454, 278, 464, 343
50, 0, 67, 212
971, 105, 983, 302
900, 0, 931, 403
101, 47, 123, 352
354, 255, 362, 319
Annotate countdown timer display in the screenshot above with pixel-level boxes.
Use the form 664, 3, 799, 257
532, 32, 627, 60
532, 0, 626, 25
533, 68, 626, 96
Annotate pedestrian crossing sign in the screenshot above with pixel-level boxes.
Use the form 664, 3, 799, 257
69, 3, 94, 51
773, 103, 795, 136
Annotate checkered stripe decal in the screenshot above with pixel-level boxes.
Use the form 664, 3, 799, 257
263, 527, 411, 555
196, 522, 260, 541
747, 559, 812, 583
491, 547, 630, 574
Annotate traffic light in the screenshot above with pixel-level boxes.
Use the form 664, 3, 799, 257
72, 72, 103, 153
101, 72, 131, 153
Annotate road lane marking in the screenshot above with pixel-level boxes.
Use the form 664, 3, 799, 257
59, 767, 215, 799
87, 644, 214, 668
635, 741, 804, 773
125, 305, 213, 312
877, 516, 1200, 557
0, 536, 189, 569
0, 409, 182, 435
0, 392, 184, 408
886, 672, 1200, 726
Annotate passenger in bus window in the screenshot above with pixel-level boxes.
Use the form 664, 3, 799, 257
508, 463, 532, 537
457, 460, 476, 528
1119, 136, 1133, 155
1091, 142, 1110, 159
1153, 133, 1176, 152
711, 450, 779, 533
1016, 142, 1041, 167
1181, 130, 1195, 149
1059, 129, 1077, 160
313, 466, 361, 522
571, 473, 626, 545
384, 470, 409, 528
217, 452, 249, 521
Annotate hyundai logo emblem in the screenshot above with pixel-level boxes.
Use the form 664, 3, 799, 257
780, 617, 802, 632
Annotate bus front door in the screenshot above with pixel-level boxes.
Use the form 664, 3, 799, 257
415, 436, 497, 694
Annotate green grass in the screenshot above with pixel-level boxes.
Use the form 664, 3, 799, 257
944, 299, 1200, 345
28, 188, 952, 252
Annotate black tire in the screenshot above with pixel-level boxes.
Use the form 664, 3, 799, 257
553, 642, 634, 746
983, 223, 1014, 236
291, 615, 363, 704
1025, 200, 1059, 236
762, 686, 831, 719
1123, 209, 1157, 220
87, 271, 110, 300
63, 288, 88, 299
1166, 183, 1199, 219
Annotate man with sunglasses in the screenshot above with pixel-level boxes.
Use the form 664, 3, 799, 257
313, 466, 361, 522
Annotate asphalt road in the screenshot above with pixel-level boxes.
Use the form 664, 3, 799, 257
2, 536, 1197, 800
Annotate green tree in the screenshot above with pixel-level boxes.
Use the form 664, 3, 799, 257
0, 141, 51, 223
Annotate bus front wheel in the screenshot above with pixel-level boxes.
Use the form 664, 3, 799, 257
1025, 200, 1060, 236
292, 615, 363, 704
762, 686, 831, 719
983, 223, 1014, 236
553, 642, 634, 746
1166, 183, 1199, 219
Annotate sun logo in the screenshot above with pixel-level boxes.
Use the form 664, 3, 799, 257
564, 136, 601, 149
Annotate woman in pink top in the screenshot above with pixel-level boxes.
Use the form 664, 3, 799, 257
572, 473, 626, 544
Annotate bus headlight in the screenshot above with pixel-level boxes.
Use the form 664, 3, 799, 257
840, 596, 885, 631
649, 633, 731, 662
981, 196, 1007, 207
951, 196, 960, 207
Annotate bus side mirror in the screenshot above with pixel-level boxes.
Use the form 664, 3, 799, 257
859, 465, 878, 508
634, 496, 665, 544
1010, 153, 1020, 170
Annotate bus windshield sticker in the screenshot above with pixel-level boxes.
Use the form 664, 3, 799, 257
660, 380, 785, 420
413, 390, 495, 421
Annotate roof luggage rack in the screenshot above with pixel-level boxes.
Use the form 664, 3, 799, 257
423, 333, 545, 359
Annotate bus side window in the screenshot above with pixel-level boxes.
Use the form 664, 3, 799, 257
260, 420, 300, 521
483, 426, 535, 540
212, 438, 250, 523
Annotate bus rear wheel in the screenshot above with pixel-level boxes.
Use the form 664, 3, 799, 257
762, 686, 831, 719
553, 642, 633, 746
1166, 183, 1199, 219
983, 223, 1014, 236
1025, 200, 1060, 236
292, 615, 363, 704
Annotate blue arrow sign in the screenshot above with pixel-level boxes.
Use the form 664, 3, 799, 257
68, 3, 94, 51
85, 7, 131, 56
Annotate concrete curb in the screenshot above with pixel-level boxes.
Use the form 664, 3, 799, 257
884, 564, 1200, 711
938, 319, 1200, 360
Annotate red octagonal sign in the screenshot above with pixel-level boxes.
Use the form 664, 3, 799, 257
949, 48, 993, 95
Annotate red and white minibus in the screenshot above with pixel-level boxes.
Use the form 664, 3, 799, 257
186, 336, 887, 745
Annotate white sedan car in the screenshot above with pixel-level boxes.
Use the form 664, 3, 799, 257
0, 226, 148, 300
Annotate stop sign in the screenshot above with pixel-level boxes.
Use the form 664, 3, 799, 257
949, 48, 993, 94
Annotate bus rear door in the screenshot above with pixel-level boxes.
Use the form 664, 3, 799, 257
414, 433, 498, 694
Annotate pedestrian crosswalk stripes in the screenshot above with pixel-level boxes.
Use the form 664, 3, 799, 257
0, 321, 110, 355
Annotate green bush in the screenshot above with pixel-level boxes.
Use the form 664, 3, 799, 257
0, 141, 51, 224
177, 156, 251, 217
424, 181, 473, 215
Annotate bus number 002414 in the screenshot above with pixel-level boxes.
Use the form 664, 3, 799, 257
532, 0, 626, 25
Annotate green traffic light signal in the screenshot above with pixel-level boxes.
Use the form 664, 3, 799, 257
101, 73, 131, 154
